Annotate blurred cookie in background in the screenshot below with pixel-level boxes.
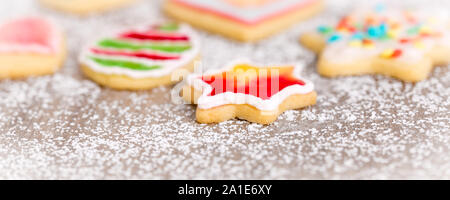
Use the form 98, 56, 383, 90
0, 16, 65, 78
39, 0, 138, 15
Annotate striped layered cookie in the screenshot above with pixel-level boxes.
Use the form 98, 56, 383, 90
79, 22, 200, 90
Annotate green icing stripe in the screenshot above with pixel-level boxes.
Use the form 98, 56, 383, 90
90, 57, 161, 71
158, 23, 179, 31
97, 39, 191, 53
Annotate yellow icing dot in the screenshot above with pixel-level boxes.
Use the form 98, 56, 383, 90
380, 49, 394, 58
232, 64, 293, 77
348, 40, 362, 47
390, 22, 401, 30
336, 28, 351, 35
414, 41, 425, 49
336, 27, 346, 32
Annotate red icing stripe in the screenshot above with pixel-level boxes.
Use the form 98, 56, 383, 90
172, 0, 318, 25
90, 48, 180, 60
119, 31, 189, 41
201, 74, 305, 100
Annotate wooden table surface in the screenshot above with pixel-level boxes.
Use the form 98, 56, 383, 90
0, 0, 449, 179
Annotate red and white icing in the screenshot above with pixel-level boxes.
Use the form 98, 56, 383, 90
79, 23, 200, 79
0, 17, 62, 54
186, 59, 314, 111
171, 0, 319, 25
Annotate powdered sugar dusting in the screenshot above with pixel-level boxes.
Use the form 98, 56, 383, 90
0, 0, 449, 179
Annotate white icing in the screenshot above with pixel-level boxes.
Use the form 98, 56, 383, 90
173, 0, 316, 24
186, 59, 314, 111
79, 24, 200, 79
322, 40, 378, 63
320, 8, 450, 64
0, 17, 62, 54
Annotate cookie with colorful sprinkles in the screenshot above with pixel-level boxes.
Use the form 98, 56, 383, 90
300, 5, 450, 82
79, 22, 200, 90
181, 60, 316, 124
0, 16, 65, 79
164, 0, 324, 42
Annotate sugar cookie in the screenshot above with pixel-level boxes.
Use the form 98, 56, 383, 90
39, 0, 137, 15
164, 0, 323, 42
300, 5, 450, 82
79, 22, 200, 90
0, 17, 65, 79
181, 60, 316, 124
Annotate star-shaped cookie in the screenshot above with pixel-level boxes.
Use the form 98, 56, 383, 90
164, 0, 323, 42
182, 60, 316, 124
300, 5, 450, 82
0, 16, 65, 79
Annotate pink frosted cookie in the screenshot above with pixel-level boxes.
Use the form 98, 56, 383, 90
0, 17, 65, 79
39, 0, 137, 15
164, 0, 324, 42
